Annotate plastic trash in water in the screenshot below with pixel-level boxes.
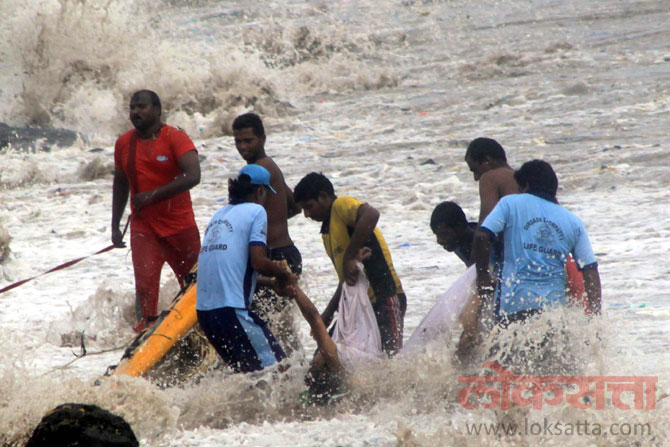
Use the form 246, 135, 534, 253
397, 243, 411, 247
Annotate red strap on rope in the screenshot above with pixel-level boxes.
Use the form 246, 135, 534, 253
0, 217, 131, 296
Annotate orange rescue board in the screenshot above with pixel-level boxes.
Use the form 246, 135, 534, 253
114, 285, 198, 377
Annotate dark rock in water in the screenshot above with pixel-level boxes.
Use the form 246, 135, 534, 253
420, 158, 436, 165
25, 403, 139, 447
79, 157, 114, 180
0, 224, 11, 264
0, 122, 80, 152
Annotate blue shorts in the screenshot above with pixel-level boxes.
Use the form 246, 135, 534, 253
197, 307, 286, 373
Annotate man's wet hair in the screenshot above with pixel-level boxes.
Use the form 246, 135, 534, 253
26, 403, 139, 447
233, 112, 265, 138
293, 172, 336, 203
514, 159, 558, 198
131, 89, 161, 109
228, 175, 263, 202
430, 201, 468, 232
465, 137, 507, 163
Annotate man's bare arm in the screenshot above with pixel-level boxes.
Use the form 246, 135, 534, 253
131, 150, 200, 211
473, 230, 494, 299
289, 285, 343, 374
111, 169, 130, 248
457, 229, 493, 357
582, 265, 602, 315
321, 282, 343, 329
456, 292, 482, 358
285, 184, 301, 218
342, 203, 379, 285
250, 245, 295, 279
477, 174, 501, 224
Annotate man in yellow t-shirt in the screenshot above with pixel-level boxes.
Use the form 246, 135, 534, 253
293, 172, 407, 355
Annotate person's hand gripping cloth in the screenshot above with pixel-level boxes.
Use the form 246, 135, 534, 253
332, 263, 386, 371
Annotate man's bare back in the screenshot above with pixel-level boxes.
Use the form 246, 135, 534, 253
464, 137, 518, 223
231, 115, 300, 250
477, 166, 518, 223
254, 155, 299, 249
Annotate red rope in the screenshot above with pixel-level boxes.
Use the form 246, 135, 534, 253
0, 217, 131, 295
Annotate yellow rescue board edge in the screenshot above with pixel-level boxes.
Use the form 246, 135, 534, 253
114, 285, 198, 377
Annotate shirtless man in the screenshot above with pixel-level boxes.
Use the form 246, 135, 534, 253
457, 137, 518, 358
232, 113, 302, 352
464, 137, 518, 225
430, 201, 477, 267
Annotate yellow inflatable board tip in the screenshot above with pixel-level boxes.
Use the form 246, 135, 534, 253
114, 277, 199, 377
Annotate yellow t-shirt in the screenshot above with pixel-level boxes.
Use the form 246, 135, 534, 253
321, 196, 404, 304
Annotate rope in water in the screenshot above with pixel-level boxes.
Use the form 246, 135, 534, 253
0, 216, 131, 296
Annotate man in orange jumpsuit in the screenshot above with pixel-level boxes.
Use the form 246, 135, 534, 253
111, 89, 201, 332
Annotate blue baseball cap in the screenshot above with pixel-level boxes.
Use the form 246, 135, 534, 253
238, 164, 276, 194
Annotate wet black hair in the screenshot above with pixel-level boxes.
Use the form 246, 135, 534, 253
228, 175, 263, 203
131, 89, 161, 110
232, 112, 265, 138
430, 201, 468, 231
514, 159, 558, 198
465, 137, 507, 163
26, 403, 139, 447
293, 172, 336, 203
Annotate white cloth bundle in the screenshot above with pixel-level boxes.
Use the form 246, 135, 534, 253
332, 266, 385, 371
401, 264, 477, 355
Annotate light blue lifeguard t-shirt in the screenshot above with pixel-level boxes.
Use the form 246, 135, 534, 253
481, 193, 597, 316
196, 202, 267, 311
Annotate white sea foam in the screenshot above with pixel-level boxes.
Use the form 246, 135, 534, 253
0, 0, 402, 145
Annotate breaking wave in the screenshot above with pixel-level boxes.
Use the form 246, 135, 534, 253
0, 0, 401, 145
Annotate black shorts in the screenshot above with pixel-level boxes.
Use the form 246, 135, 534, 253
488, 307, 550, 369
251, 244, 302, 314
494, 307, 543, 328
268, 244, 302, 275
